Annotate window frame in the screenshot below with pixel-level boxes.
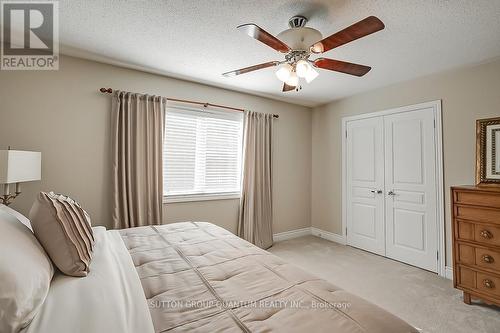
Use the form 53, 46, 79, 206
162, 105, 244, 203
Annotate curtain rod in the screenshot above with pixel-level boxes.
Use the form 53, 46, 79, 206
99, 88, 279, 118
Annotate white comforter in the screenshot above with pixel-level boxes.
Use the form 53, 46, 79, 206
23, 227, 154, 333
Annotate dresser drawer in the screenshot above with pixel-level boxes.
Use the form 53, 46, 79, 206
477, 272, 500, 298
474, 224, 500, 247
455, 205, 500, 224
457, 243, 500, 271
457, 266, 500, 298
454, 190, 500, 209
476, 247, 500, 271
456, 220, 500, 247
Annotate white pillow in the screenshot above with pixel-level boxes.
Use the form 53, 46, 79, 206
0, 205, 32, 231
0, 207, 54, 332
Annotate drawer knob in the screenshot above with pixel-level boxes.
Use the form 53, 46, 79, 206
482, 254, 494, 263
483, 279, 495, 289
480, 230, 493, 239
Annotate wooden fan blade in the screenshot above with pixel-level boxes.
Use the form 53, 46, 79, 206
222, 61, 280, 77
282, 82, 296, 92
310, 16, 384, 53
313, 58, 371, 77
238, 24, 290, 53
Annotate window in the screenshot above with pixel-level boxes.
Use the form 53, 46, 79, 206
163, 106, 243, 201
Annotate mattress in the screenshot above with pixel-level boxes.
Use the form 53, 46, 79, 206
119, 222, 418, 333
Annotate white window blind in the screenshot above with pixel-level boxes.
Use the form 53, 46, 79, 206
163, 107, 243, 198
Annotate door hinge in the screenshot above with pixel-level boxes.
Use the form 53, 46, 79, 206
436, 251, 439, 261
345, 130, 348, 138
434, 119, 436, 128
345, 227, 348, 236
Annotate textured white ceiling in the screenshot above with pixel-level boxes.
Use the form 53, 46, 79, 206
59, 0, 500, 107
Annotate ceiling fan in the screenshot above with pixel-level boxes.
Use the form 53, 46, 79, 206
222, 15, 385, 92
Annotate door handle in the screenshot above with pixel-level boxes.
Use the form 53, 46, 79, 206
370, 190, 383, 194
388, 190, 396, 196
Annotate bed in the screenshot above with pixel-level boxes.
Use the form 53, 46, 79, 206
22, 221, 418, 333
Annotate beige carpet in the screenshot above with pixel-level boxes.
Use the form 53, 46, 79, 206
268, 235, 500, 333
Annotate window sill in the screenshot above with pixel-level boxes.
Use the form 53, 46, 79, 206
163, 192, 241, 204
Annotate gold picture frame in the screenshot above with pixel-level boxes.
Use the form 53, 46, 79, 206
476, 117, 500, 185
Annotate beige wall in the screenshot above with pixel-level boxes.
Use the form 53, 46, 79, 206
3, 53, 499, 264
0, 55, 312, 234
311, 58, 500, 265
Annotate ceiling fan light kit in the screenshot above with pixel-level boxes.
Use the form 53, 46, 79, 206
275, 63, 293, 82
222, 15, 385, 93
285, 71, 299, 87
295, 59, 310, 78
304, 66, 319, 83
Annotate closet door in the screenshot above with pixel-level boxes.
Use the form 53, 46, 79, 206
384, 108, 438, 272
346, 117, 385, 255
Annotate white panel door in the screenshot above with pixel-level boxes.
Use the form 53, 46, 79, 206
346, 117, 385, 255
384, 108, 438, 272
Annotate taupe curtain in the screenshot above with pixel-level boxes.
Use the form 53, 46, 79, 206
238, 110, 274, 249
111, 91, 166, 229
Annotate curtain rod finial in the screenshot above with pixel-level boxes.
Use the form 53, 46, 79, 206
100, 88, 112, 93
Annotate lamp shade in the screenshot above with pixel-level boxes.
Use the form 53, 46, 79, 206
275, 64, 292, 82
0, 150, 41, 184
295, 60, 310, 78
285, 71, 299, 87
305, 66, 319, 83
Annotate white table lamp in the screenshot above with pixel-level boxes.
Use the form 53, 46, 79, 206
0, 149, 41, 206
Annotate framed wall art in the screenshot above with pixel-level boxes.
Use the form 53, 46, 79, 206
476, 117, 500, 184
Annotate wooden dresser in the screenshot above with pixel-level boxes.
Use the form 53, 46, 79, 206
452, 185, 500, 305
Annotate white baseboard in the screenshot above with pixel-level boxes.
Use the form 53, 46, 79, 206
273, 227, 311, 242
311, 227, 346, 245
445, 266, 453, 280
273, 226, 346, 245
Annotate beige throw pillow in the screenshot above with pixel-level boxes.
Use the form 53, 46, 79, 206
0, 206, 54, 333
29, 192, 95, 277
